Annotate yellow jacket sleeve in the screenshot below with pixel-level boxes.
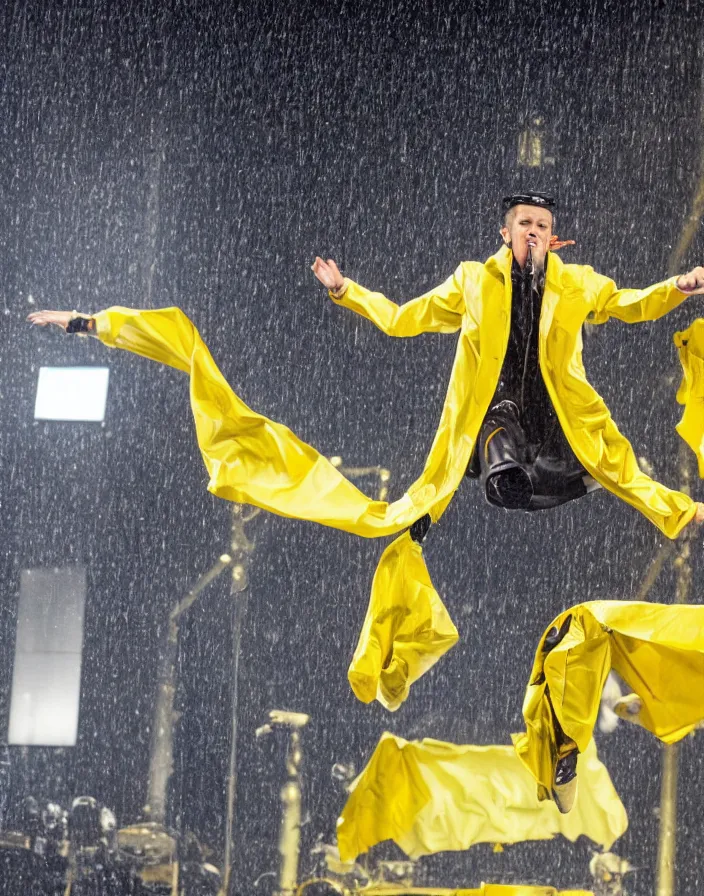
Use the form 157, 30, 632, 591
590, 272, 689, 324
329, 263, 468, 336
675, 319, 704, 476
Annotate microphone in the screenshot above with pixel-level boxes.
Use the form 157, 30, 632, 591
526, 245, 535, 280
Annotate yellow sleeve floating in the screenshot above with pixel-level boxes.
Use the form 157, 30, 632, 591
347, 532, 459, 711
92, 299, 484, 537
336, 733, 625, 863
675, 318, 704, 477
515, 600, 704, 798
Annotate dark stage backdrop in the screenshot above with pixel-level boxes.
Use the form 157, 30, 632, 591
1, 0, 704, 893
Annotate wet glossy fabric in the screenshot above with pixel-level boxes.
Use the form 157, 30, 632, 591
675, 318, 704, 476
514, 600, 704, 799
347, 532, 458, 711
336, 733, 626, 862
92, 252, 694, 706
94, 305, 460, 706
93, 300, 473, 535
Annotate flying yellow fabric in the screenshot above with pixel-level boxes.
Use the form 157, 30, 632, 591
92, 247, 695, 706
675, 318, 704, 476
347, 532, 458, 711
336, 733, 626, 863
514, 600, 704, 800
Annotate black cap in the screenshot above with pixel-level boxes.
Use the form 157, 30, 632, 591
502, 192, 556, 214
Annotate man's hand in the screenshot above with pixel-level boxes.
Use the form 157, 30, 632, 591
695, 502, 704, 524
675, 266, 704, 294
27, 310, 73, 329
311, 257, 345, 292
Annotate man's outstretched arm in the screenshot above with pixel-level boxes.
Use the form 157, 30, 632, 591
27, 310, 96, 332
311, 256, 468, 337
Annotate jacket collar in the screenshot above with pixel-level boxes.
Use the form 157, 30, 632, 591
485, 243, 564, 284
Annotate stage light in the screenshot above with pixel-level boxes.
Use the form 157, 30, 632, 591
34, 367, 110, 422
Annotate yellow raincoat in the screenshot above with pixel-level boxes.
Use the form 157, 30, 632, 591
92, 246, 696, 707
336, 732, 626, 862
514, 600, 704, 800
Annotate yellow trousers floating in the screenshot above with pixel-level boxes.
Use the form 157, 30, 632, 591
514, 600, 704, 800
336, 732, 626, 863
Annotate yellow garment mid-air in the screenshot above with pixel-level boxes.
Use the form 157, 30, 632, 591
514, 600, 704, 800
336, 732, 626, 863
93, 246, 696, 706
675, 318, 704, 476
347, 532, 458, 710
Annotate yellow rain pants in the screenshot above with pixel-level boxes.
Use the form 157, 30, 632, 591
336, 732, 626, 862
514, 601, 704, 800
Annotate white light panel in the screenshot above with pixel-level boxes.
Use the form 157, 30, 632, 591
9, 567, 86, 746
34, 366, 110, 422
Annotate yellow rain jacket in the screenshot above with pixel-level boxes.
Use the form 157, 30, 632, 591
336, 732, 626, 862
330, 245, 696, 538
514, 600, 704, 800
92, 246, 695, 707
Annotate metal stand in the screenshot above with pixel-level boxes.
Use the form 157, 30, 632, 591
146, 555, 233, 824
255, 710, 310, 896
655, 442, 694, 896
220, 463, 388, 894
222, 504, 260, 896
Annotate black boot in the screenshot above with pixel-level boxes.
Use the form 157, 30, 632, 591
552, 746, 579, 814
409, 513, 431, 544
480, 402, 533, 510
